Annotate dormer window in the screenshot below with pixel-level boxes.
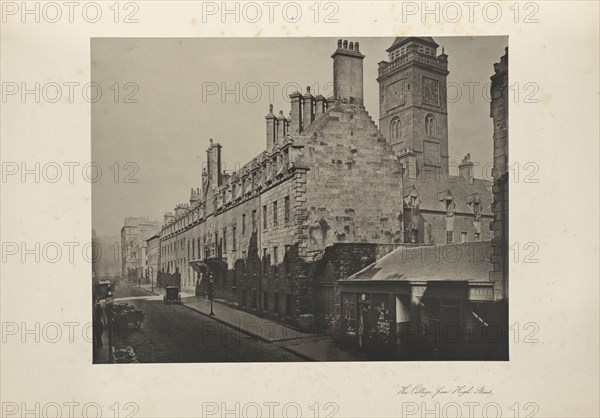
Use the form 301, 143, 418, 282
467, 194, 482, 220
444, 198, 453, 212
439, 191, 455, 215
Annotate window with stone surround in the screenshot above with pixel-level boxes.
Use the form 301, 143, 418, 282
262, 248, 268, 274
273, 201, 278, 227
273, 246, 279, 276
284, 196, 290, 224
242, 213, 246, 235
232, 225, 237, 251
447, 231, 454, 244
391, 117, 401, 142
251, 210, 257, 232
426, 114, 436, 136
263, 205, 268, 230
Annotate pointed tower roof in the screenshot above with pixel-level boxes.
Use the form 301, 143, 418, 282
386, 37, 439, 52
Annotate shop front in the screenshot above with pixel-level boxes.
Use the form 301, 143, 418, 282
337, 241, 507, 360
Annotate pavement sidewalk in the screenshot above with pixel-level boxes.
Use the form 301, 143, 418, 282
139, 285, 367, 361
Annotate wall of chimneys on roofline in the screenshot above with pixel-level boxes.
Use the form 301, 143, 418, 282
270, 85, 331, 147
159, 39, 366, 238
160, 133, 301, 238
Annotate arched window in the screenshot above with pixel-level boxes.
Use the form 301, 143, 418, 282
390, 117, 401, 141
425, 114, 436, 137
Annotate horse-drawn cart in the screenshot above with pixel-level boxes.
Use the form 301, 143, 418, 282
109, 303, 145, 337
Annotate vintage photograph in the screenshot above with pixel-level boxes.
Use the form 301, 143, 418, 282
91, 36, 509, 363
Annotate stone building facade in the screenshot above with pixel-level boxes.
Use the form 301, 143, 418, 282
489, 48, 509, 301
120, 216, 161, 281
146, 233, 161, 287
158, 40, 406, 326
156, 38, 495, 328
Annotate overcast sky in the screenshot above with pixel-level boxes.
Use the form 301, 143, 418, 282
92, 36, 508, 236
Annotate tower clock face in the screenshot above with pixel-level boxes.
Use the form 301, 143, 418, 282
386, 79, 404, 110
422, 77, 440, 106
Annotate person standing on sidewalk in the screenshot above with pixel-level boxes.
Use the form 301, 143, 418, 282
93, 304, 104, 347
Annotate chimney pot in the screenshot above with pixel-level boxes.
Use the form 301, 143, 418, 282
332, 39, 365, 105
265, 104, 277, 149
459, 154, 475, 184
303, 87, 315, 128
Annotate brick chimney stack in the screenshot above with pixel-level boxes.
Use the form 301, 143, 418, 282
276, 110, 287, 143
206, 138, 222, 187
265, 104, 276, 149
302, 86, 315, 128
163, 212, 174, 225
331, 39, 365, 105
459, 153, 474, 184
289, 92, 303, 134
314, 95, 326, 117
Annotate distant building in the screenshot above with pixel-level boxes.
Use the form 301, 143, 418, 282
146, 233, 161, 286
120, 217, 161, 281
91, 230, 121, 280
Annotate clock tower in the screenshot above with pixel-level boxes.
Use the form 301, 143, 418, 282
377, 37, 449, 177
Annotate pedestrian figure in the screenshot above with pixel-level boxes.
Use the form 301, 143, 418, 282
93, 304, 104, 347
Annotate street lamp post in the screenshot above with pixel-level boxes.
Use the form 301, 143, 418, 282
208, 272, 215, 317
150, 267, 154, 293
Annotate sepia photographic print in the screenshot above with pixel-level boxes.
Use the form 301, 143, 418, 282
3, 1, 600, 417
92, 36, 510, 363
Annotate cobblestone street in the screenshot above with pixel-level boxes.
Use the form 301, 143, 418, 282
112, 284, 304, 362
